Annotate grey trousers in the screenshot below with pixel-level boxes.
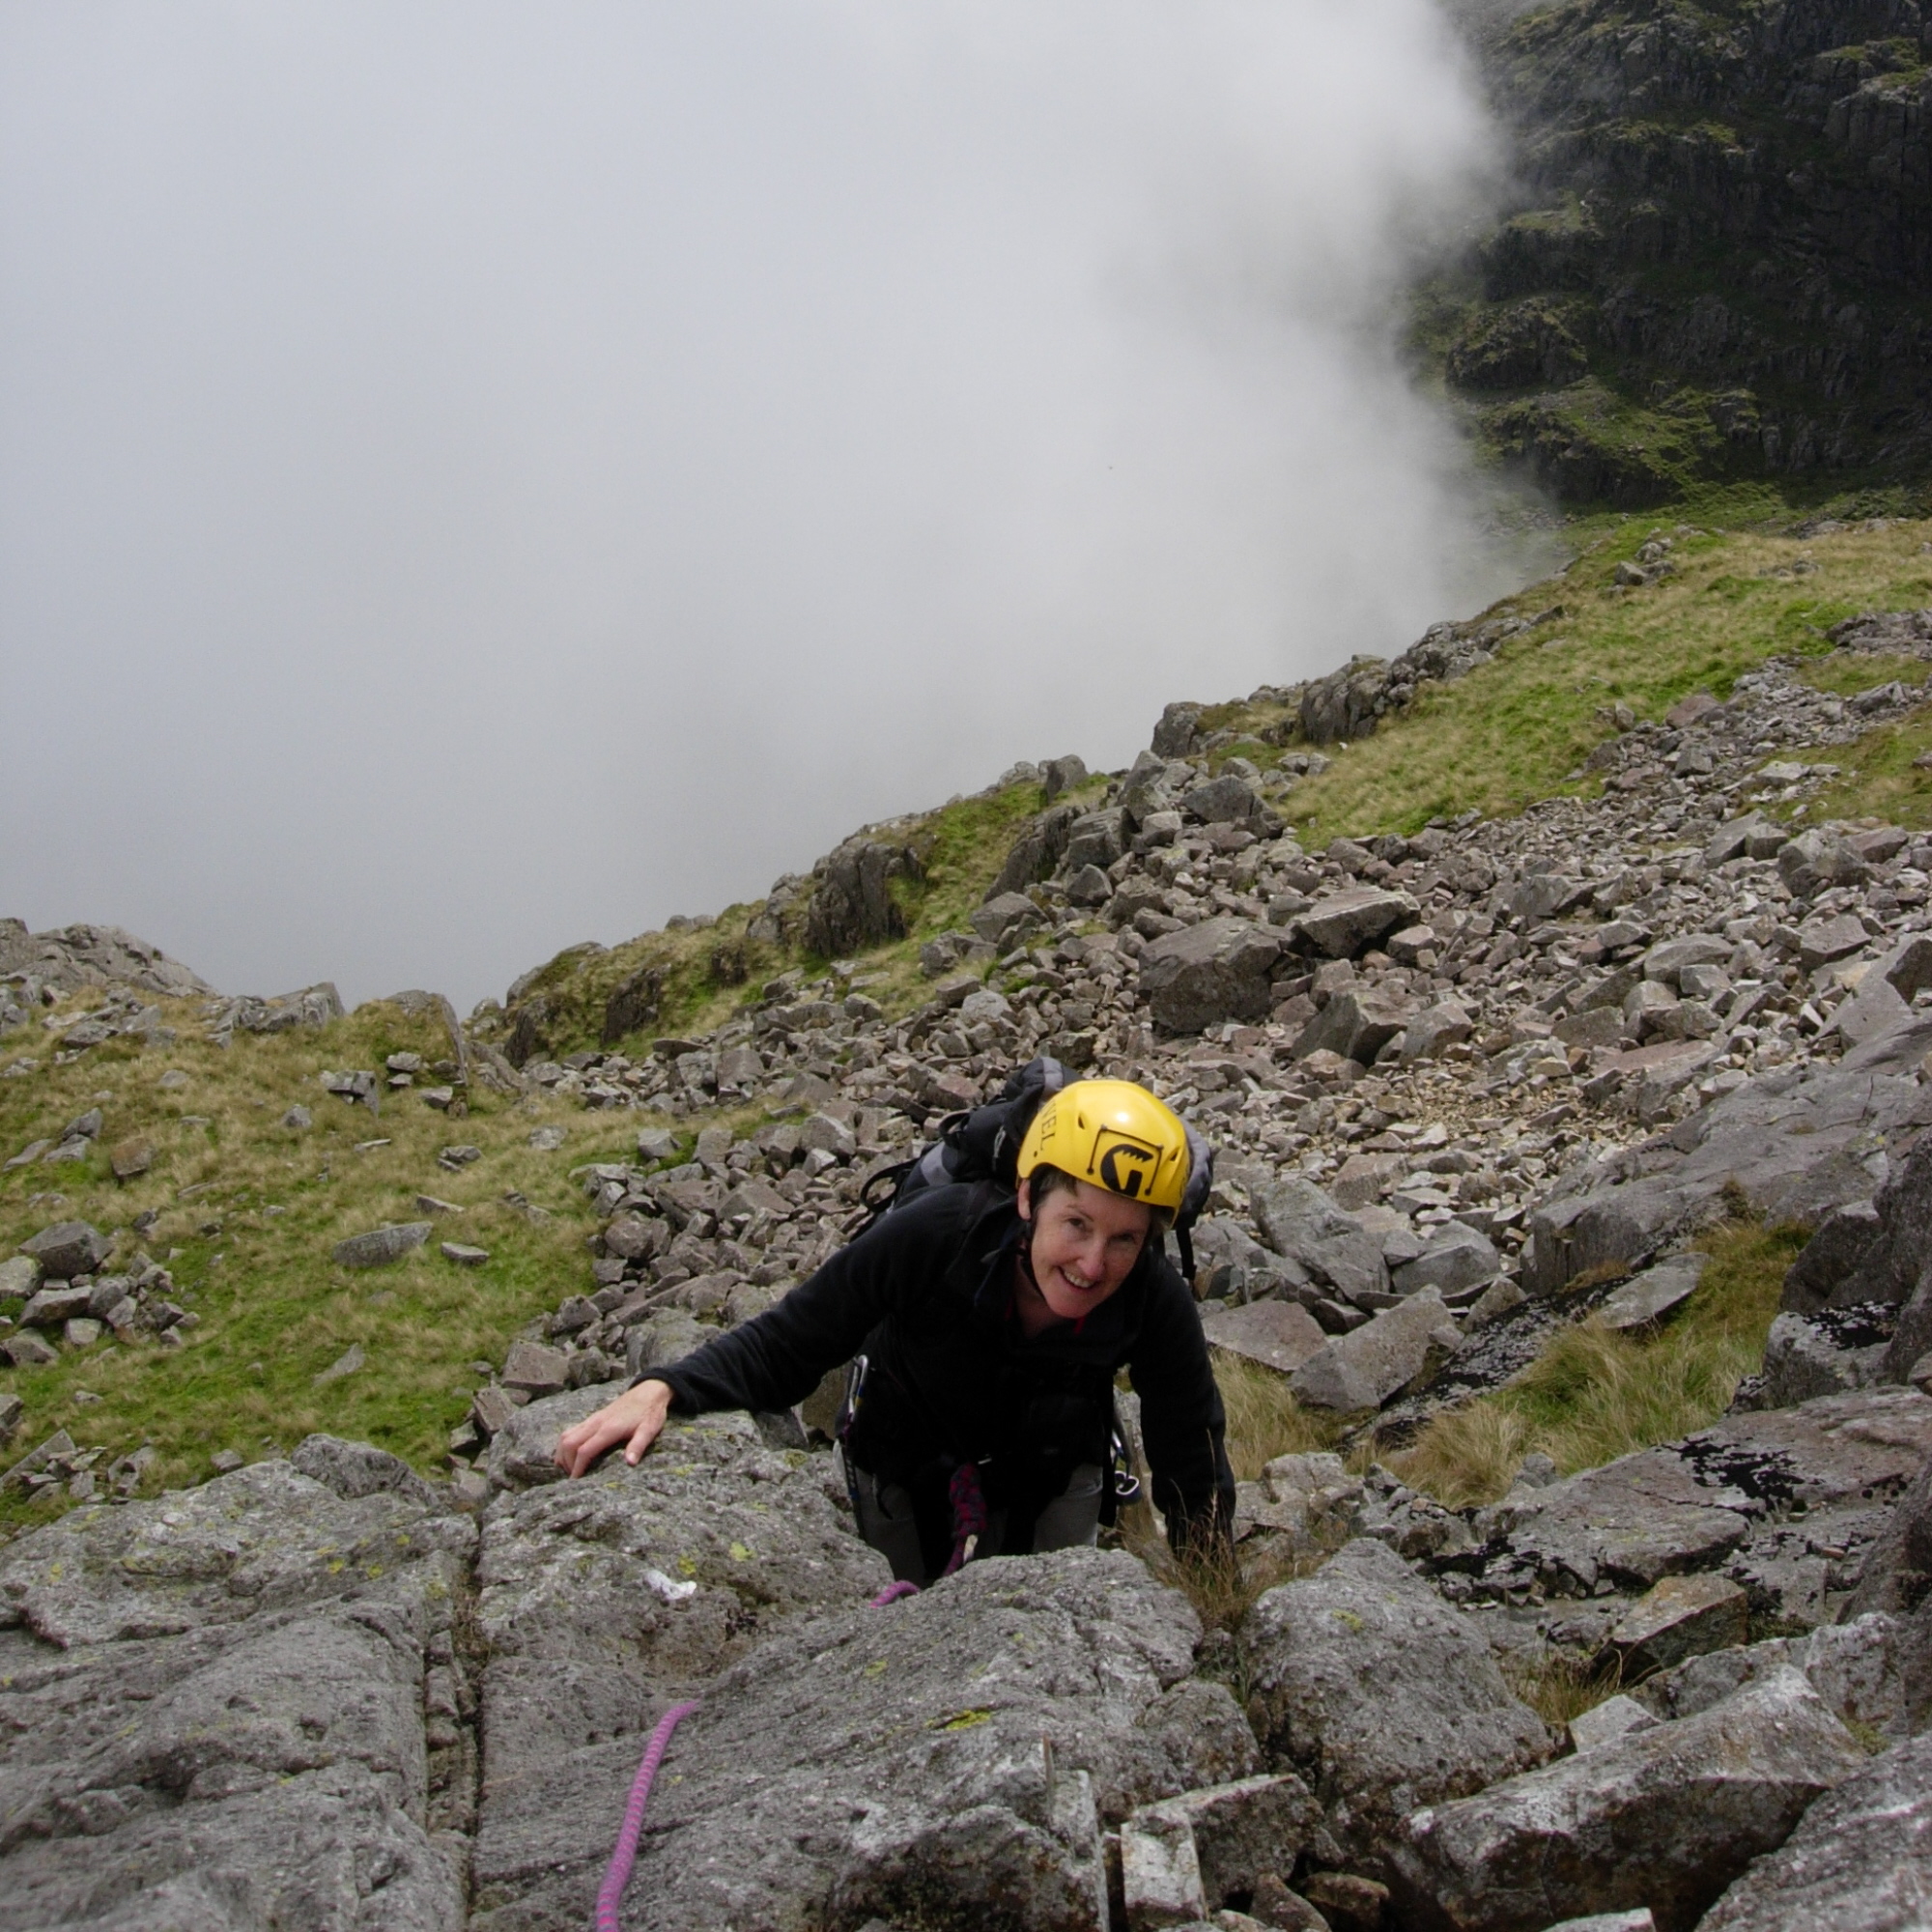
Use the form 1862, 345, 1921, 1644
842, 1451, 1104, 1588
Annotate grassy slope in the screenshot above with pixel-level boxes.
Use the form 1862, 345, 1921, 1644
0, 998, 667, 1535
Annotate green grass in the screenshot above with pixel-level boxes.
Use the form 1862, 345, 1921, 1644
1263, 515, 1932, 845
1391, 1218, 1806, 1509
0, 995, 661, 1531
1211, 1351, 1344, 1480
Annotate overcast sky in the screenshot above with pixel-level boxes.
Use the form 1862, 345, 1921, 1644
2, 2, 1539, 1013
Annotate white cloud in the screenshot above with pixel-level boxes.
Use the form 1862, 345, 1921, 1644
0, 1, 1536, 1009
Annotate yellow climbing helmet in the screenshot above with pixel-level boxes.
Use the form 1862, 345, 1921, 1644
1015, 1079, 1191, 1213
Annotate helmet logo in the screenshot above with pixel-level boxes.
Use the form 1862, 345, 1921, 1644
1094, 1130, 1158, 1199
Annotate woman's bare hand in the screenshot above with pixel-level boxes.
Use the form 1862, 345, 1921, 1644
554, 1378, 674, 1478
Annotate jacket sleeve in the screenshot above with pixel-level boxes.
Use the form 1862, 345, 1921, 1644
636, 1204, 943, 1417
1127, 1263, 1236, 1553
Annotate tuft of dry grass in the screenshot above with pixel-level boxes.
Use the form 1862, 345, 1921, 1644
1211, 1351, 1343, 1480
1501, 1648, 1625, 1730
1392, 1218, 1804, 1508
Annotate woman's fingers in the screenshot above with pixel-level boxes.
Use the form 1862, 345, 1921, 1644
554, 1382, 669, 1477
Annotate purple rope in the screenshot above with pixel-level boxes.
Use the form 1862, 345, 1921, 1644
592, 1698, 699, 1932
870, 1578, 921, 1605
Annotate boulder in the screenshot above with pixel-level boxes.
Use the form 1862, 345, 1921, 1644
1511, 873, 1591, 923
474, 1546, 1261, 1932
1242, 1539, 1550, 1873
1694, 1731, 1932, 1931
17, 1219, 111, 1280
332, 1221, 432, 1268
1797, 911, 1870, 973
1300, 657, 1390, 745
1400, 1001, 1474, 1064
805, 834, 919, 955
1756, 1306, 1893, 1406
1293, 889, 1420, 960
1522, 1016, 1932, 1298
1827, 1136, 1932, 1312
1247, 1176, 1389, 1306
1833, 932, 1932, 1043
1201, 1299, 1329, 1377
0, 1460, 475, 1930
1184, 775, 1266, 826
1388, 1668, 1865, 1932
1291, 1290, 1460, 1412
970, 890, 1047, 950
1595, 1253, 1708, 1330
1122, 1776, 1324, 1924
1777, 828, 1868, 898
1840, 1445, 1932, 1621
1392, 1226, 1501, 1298
1140, 920, 1284, 1033
1781, 1200, 1883, 1313
1605, 1573, 1748, 1676
1464, 1388, 1932, 1619
1293, 987, 1413, 1065
1635, 1611, 1932, 1744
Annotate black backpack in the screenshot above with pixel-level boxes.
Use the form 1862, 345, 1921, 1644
857, 1056, 1216, 1280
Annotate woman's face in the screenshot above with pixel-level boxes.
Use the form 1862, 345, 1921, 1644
1017, 1176, 1153, 1321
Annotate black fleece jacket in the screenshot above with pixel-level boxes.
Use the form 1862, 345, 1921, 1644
639, 1181, 1234, 1551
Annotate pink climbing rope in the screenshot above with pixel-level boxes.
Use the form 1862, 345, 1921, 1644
592, 1698, 700, 1932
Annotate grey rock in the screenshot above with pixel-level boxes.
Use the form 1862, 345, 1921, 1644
1300, 656, 1390, 745
1293, 889, 1421, 960
291, 1433, 446, 1512
637, 1125, 680, 1163
313, 1343, 365, 1386
1152, 701, 1204, 756
1400, 1001, 1474, 1064
1833, 1135, 1932, 1312
1248, 1176, 1389, 1306
1778, 828, 1868, 898
1638, 1611, 1932, 1743
500, 1339, 570, 1402
1640, 935, 1734, 986
20, 1283, 95, 1328
331, 1221, 432, 1268
472, 1522, 1251, 1932
1596, 1253, 1709, 1330
1140, 919, 1284, 1033
442, 1241, 490, 1266
1469, 1388, 1932, 1610
1392, 1226, 1501, 1298
971, 890, 1047, 949
1242, 1539, 1550, 1874
1605, 1572, 1749, 1676
1201, 1299, 1329, 1376
1758, 1307, 1893, 1406
1832, 932, 1932, 1043
1388, 1667, 1864, 1932
1522, 1017, 1932, 1298
1841, 1445, 1932, 1622
0, 1459, 471, 1929
1782, 1200, 1882, 1314
1705, 811, 1783, 867
1565, 1695, 1658, 1752
1512, 873, 1592, 923
18, 1219, 111, 1281
1125, 1776, 1325, 1918
1293, 987, 1412, 1065
1062, 807, 1129, 871
804, 834, 920, 955
0, 1254, 41, 1298
1798, 911, 1870, 973
1185, 774, 1266, 826
1884, 1269, 1932, 1387
1291, 1290, 1459, 1412
1695, 1731, 1932, 1932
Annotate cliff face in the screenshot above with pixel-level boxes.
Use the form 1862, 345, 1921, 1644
1440, 0, 1932, 503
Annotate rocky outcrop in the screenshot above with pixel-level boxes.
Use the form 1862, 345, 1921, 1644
0, 1446, 476, 1931
1389, 1668, 1867, 1932
1695, 1730, 1932, 1932
1242, 1539, 1551, 1874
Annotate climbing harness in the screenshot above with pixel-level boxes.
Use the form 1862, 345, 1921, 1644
592, 1463, 988, 1926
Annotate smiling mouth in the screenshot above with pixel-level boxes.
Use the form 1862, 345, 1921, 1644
1057, 1268, 1103, 1294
